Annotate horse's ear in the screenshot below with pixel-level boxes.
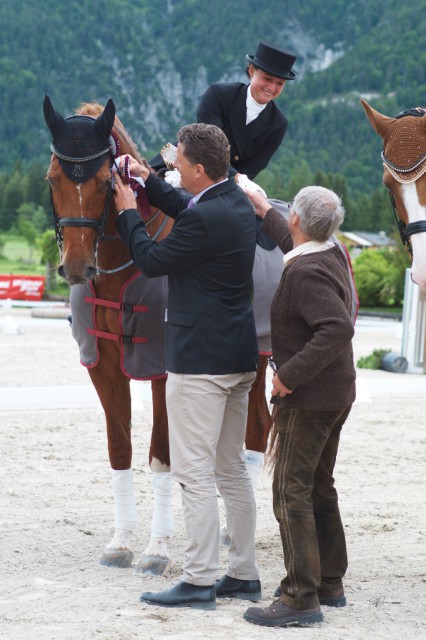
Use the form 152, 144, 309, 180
95, 99, 116, 138
422, 110, 426, 136
360, 99, 394, 139
43, 94, 66, 137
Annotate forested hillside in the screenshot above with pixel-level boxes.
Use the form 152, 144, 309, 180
0, 0, 425, 232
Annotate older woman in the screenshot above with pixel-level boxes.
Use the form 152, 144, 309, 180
240, 186, 356, 627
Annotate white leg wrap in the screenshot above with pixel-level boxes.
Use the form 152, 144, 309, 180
111, 468, 139, 532
245, 449, 264, 492
106, 528, 133, 550
151, 471, 174, 538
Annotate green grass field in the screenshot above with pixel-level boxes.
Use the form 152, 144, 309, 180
0, 233, 69, 298
0, 234, 44, 274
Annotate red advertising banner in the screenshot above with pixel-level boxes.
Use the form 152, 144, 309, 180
0, 274, 46, 301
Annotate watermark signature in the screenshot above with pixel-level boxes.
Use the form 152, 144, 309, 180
369, 595, 386, 608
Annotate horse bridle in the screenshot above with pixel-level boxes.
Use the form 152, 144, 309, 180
49, 142, 116, 261
381, 107, 426, 257
382, 150, 426, 257
49, 143, 167, 275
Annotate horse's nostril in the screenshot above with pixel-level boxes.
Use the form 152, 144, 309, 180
86, 266, 97, 280
58, 265, 65, 278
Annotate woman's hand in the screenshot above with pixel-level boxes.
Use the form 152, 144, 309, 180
113, 172, 138, 212
271, 372, 293, 398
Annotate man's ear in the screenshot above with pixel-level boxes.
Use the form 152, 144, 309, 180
291, 211, 300, 228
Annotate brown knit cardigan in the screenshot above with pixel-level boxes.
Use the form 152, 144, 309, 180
263, 207, 356, 411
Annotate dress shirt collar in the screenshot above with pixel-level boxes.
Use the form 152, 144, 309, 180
246, 86, 267, 124
283, 240, 335, 267
188, 178, 229, 207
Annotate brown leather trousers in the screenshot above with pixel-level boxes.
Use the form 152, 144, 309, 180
272, 406, 352, 610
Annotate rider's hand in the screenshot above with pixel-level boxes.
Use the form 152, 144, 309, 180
164, 169, 182, 188
237, 174, 267, 197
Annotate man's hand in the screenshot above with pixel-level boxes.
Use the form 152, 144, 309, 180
113, 172, 138, 212
114, 154, 150, 182
271, 372, 293, 398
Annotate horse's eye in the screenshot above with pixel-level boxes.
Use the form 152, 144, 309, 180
101, 179, 111, 192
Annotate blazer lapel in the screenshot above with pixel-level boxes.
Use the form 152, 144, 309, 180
230, 85, 248, 156
245, 101, 273, 141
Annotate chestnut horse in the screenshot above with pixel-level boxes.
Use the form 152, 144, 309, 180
361, 100, 426, 288
43, 96, 275, 574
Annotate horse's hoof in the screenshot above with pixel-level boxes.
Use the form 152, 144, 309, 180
134, 554, 172, 576
100, 548, 134, 568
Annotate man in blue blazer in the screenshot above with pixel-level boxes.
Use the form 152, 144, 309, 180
114, 123, 261, 610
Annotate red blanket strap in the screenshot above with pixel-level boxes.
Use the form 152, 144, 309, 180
84, 296, 148, 313
87, 328, 148, 344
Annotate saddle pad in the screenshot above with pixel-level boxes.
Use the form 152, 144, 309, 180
252, 243, 283, 354
70, 272, 168, 380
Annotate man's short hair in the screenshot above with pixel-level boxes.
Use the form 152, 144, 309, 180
177, 123, 230, 181
293, 186, 345, 241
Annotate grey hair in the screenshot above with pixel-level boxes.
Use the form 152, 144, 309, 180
293, 186, 345, 241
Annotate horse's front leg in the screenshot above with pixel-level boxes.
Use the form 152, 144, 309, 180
87, 358, 137, 568
135, 376, 174, 576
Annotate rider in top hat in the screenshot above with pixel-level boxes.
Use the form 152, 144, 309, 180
150, 41, 297, 192
196, 41, 297, 186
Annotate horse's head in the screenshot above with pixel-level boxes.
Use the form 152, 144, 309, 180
361, 99, 426, 288
43, 95, 116, 285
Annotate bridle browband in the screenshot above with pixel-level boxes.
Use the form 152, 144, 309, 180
50, 143, 111, 164
381, 150, 426, 175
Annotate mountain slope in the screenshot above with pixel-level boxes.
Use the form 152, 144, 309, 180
0, 0, 424, 195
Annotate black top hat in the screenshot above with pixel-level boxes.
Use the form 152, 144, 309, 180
246, 41, 297, 80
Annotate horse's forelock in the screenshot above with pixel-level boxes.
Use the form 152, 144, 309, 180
76, 102, 104, 118
76, 102, 143, 163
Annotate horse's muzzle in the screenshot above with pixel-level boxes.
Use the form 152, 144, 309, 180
58, 263, 97, 285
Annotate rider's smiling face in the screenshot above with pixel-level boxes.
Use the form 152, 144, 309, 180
248, 66, 286, 105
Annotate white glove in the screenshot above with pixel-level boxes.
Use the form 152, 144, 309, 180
237, 174, 267, 197
164, 169, 181, 188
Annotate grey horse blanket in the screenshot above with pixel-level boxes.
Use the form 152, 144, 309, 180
70, 271, 168, 380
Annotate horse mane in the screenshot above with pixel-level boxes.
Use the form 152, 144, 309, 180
76, 101, 144, 164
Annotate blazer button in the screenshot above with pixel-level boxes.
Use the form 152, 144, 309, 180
234, 155, 239, 161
